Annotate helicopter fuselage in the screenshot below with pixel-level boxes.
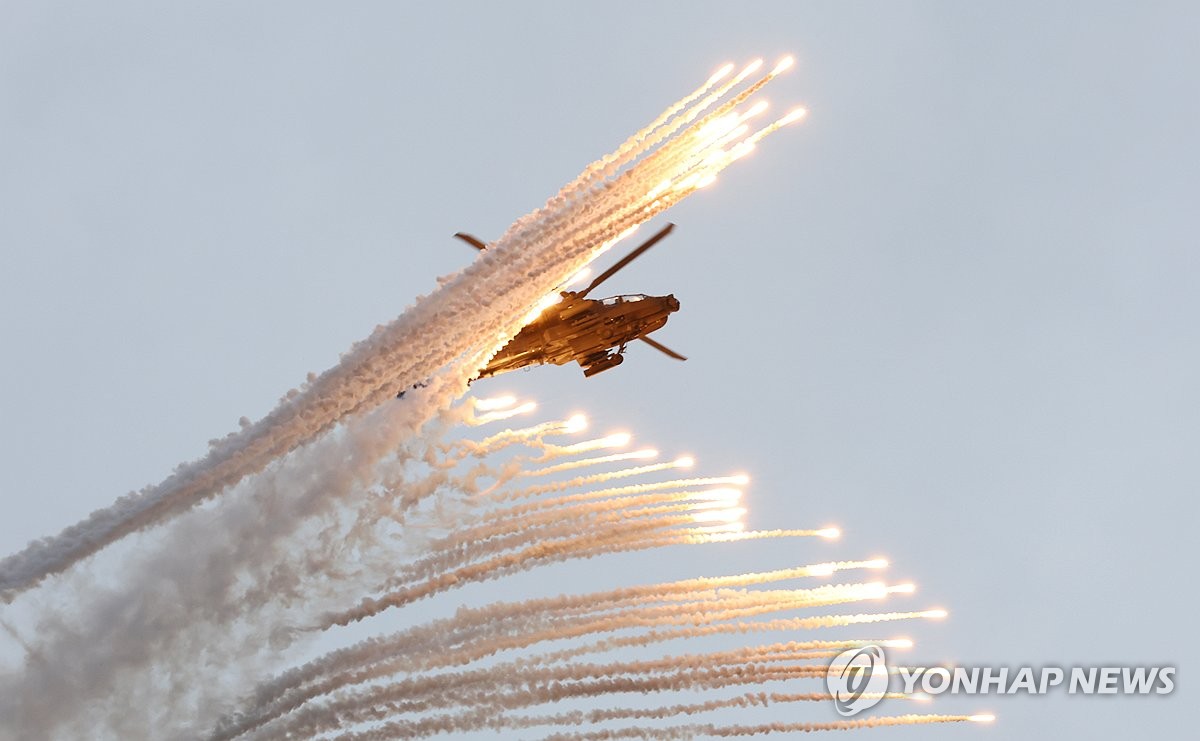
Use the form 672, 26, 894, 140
479, 292, 680, 378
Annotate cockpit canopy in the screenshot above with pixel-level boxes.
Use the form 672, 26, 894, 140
599, 294, 650, 305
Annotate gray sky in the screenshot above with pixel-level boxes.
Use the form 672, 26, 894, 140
1, 2, 1196, 738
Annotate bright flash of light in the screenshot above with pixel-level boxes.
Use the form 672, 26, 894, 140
809, 559, 891, 578
889, 583, 916, 595
724, 122, 751, 142
753, 107, 808, 144
779, 107, 808, 126
671, 172, 701, 194
648, 178, 673, 199
691, 507, 747, 523
969, 715, 996, 724
817, 527, 841, 539
862, 582, 888, 599
520, 449, 663, 479
746, 99, 769, 118
548, 433, 633, 455
473, 395, 517, 412
613, 223, 641, 243
562, 414, 588, 434
771, 55, 795, 76
735, 58, 764, 83
708, 62, 735, 86
692, 488, 742, 502
728, 142, 756, 163
673, 456, 695, 468
470, 401, 537, 426
607, 432, 633, 448
522, 291, 563, 324
697, 113, 741, 143
923, 608, 949, 620
731, 107, 809, 159
504, 401, 537, 417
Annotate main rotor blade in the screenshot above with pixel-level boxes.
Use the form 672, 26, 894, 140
453, 232, 488, 250
639, 335, 687, 361
579, 223, 675, 298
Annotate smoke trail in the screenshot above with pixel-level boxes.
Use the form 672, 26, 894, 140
219, 582, 935, 740
518, 449, 661, 478
0, 393, 432, 737
260, 656, 943, 741
0, 57, 804, 598
2, 379, 948, 741
325, 691, 928, 739
534, 715, 980, 741
254, 662, 838, 739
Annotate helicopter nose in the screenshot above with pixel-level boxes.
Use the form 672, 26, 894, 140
666, 295, 680, 312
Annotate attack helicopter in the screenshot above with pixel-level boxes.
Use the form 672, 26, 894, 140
456, 223, 687, 379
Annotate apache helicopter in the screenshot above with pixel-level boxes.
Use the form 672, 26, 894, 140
456, 223, 687, 379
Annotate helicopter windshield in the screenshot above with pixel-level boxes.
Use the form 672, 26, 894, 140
599, 294, 649, 305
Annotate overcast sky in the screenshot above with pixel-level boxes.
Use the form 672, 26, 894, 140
1, 2, 1197, 738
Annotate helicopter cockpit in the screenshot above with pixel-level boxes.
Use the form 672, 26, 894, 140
599, 294, 650, 305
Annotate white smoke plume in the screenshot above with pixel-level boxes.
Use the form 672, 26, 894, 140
1, 388, 954, 738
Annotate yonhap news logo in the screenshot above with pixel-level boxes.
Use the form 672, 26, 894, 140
826, 645, 889, 716
826, 645, 1175, 716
